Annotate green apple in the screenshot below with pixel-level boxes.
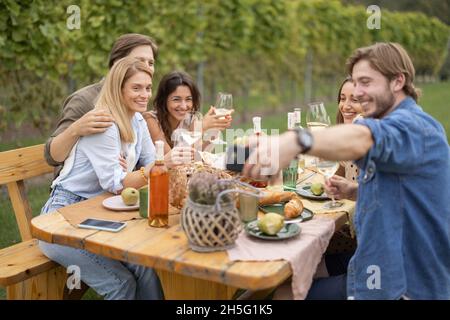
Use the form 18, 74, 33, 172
121, 187, 139, 206
310, 183, 324, 196
258, 213, 284, 235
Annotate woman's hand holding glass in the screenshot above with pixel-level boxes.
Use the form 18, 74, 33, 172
208, 92, 234, 145
172, 111, 203, 165
202, 106, 234, 131
164, 146, 195, 168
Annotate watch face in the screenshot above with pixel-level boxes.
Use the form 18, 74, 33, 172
298, 129, 313, 152
304, 132, 313, 146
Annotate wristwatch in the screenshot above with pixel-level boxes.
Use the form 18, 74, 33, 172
294, 128, 313, 154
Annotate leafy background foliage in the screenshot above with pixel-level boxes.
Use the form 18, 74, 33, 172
0, 0, 449, 136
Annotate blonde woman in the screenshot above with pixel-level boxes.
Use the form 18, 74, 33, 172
39, 57, 163, 300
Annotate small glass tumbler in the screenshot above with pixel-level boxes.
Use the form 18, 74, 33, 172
238, 193, 259, 223
283, 160, 298, 190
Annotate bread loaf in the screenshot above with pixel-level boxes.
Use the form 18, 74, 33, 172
284, 195, 304, 219
259, 191, 295, 206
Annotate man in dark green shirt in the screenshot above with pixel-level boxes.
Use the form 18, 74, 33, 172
44, 33, 158, 177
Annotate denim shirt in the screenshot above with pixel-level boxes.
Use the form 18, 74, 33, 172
348, 97, 450, 299
56, 113, 155, 198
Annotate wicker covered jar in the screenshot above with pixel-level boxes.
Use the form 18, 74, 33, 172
180, 171, 242, 252
181, 198, 242, 252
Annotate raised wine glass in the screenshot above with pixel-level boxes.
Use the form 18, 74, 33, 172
215, 92, 233, 118
210, 92, 233, 146
306, 101, 331, 131
306, 102, 331, 167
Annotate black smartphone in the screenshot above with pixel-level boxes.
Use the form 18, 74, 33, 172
225, 145, 251, 172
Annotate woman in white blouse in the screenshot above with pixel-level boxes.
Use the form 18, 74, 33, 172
39, 57, 163, 300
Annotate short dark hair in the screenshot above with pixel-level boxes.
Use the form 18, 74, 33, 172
153, 71, 201, 147
108, 33, 158, 69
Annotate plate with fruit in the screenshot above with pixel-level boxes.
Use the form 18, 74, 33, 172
295, 182, 330, 200
245, 213, 301, 240
102, 187, 140, 211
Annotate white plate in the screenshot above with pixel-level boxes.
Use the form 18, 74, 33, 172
199, 151, 226, 170
102, 195, 139, 211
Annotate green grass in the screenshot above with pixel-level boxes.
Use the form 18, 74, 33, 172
419, 82, 450, 138
0, 137, 47, 152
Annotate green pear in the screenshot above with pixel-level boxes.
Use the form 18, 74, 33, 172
258, 213, 284, 235
310, 182, 324, 196
121, 187, 139, 206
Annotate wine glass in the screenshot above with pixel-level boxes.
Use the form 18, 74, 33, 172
215, 92, 233, 118
210, 92, 233, 146
171, 111, 203, 175
305, 102, 330, 167
306, 102, 331, 131
316, 158, 343, 209
172, 111, 203, 151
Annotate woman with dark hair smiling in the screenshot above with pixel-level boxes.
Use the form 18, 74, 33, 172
145, 71, 233, 167
334, 77, 363, 183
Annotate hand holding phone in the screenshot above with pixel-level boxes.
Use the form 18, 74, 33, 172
225, 145, 251, 172
78, 218, 126, 232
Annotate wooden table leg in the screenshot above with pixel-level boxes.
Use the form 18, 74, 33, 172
156, 269, 238, 300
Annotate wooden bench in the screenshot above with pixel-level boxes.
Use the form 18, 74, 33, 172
0, 144, 85, 299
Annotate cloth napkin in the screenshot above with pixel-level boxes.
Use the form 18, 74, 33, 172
296, 169, 356, 237
300, 198, 356, 238
227, 216, 335, 299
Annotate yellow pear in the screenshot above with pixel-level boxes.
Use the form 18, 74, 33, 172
121, 187, 139, 206
258, 213, 284, 235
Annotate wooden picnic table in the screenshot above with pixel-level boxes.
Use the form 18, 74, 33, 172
30, 172, 352, 300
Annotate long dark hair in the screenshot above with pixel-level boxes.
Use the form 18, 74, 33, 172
153, 71, 201, 147
336, 76, 353, 124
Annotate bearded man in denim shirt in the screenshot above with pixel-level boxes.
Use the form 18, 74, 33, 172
243, 42, 450, 299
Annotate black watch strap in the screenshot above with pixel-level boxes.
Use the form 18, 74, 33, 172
295, 128, 313, 154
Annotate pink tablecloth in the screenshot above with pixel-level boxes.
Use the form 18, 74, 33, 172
227, 216, 335, 299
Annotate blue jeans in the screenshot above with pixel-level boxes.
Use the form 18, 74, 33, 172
306, 253, 353, 300
39, 186, 164, 300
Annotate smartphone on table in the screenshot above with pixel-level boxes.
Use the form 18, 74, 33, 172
78, 218, 126, 232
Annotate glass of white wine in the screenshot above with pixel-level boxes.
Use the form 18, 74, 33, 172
316, 158, 344, 209
210, 92, 233, 146
215, 92, 233, 118
306, 101, 331, 131
306, 102, 331, 167
171, 111, 203, 175
174, 111, 203, 147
